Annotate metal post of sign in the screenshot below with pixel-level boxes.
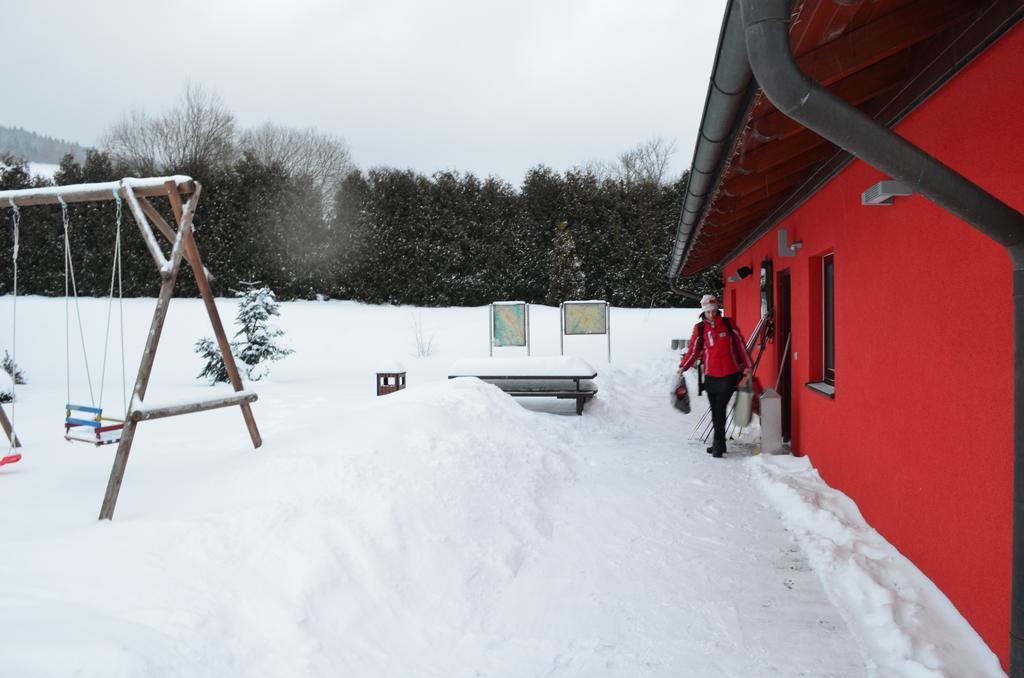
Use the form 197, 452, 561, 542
526, 303, 531, 356
559, 302, 565, 356
606, 302, 612, 362
488, 303, 494, 357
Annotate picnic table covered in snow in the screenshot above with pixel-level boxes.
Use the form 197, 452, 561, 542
448, 356, 598, 415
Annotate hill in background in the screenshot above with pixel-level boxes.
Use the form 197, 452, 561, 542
0, 125, 85, 164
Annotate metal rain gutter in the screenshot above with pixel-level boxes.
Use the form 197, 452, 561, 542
668, 279, 703, 301
738, 0, 1024, 671
667, 0, 752, 290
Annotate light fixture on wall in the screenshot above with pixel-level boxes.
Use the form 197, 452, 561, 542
778, 229, 802, 257
862, 179, 913, 206
727, 265, 754, 283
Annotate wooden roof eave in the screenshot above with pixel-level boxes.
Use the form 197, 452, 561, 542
677, 0, 1008, 277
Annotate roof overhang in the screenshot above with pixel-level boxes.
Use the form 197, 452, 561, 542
669, 0, 1024, 282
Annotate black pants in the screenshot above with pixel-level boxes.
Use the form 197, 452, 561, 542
704, 373, 740, 444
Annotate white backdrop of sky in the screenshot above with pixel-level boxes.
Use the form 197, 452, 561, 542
6, 0, 728, 184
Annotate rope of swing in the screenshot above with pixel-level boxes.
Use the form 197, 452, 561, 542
61, 196, 96, 408
98, 190, 127, 414
8, 199, 19, 450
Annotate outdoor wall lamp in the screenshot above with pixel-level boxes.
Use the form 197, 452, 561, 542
862, 179, 913, 206
727, 266, 754, 283
778, 229, 803, 257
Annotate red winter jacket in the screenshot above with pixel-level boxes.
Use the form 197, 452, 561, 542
679, 314, 752, 377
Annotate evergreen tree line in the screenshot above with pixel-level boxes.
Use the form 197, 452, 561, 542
0, 125, 720, 308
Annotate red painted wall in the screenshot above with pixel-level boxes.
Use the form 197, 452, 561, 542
722, 23, 1023, 666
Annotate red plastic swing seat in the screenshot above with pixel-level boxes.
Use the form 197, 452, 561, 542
0, 453, 21, 467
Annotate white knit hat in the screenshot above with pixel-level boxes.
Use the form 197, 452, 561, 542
700, 294, 719, 313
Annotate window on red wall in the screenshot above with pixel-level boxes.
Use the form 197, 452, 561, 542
823, 254, 835, 386
807, 252, 836, 398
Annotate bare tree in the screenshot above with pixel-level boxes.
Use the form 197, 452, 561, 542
577, 137, 679, 184
158, 85, 237, 171
239, 123, 353, 216
615, 137, 678, 185
103, 109, 162, 175
102, 84, 238, 174
577, 158, 615, 179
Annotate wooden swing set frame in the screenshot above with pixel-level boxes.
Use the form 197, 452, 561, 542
0, 176, 261, 519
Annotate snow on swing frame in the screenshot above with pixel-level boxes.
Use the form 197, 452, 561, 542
0, 176, 262, 521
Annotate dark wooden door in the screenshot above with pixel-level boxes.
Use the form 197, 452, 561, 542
777, 270, 792, 442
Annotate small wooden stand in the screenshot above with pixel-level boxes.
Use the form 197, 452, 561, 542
376, 373, 406, 396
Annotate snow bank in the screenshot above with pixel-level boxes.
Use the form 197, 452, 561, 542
750, 454, 1005, 677
0, 378, 576, 677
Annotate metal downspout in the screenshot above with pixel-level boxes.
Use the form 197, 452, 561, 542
737, 0, 1024, 671
669, 279, 703, 302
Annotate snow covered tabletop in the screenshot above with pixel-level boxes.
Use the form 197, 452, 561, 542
376, 360, 406, 374
448, 356, 597, 379
477, 378, 597, 392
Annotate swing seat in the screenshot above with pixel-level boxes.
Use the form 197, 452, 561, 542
65, 404, 124, 447
0, 453, 21, 467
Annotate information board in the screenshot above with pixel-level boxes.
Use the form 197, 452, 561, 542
492, 303, 527, 347
562, 302, 608, 335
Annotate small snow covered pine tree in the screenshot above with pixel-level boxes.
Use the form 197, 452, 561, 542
2, 350, 26, 386
234, 284, 293, 381
194, 337, 232, 384
546, 221, 587, 306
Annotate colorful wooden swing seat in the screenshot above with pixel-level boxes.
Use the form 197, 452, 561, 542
65, 404, 124, 446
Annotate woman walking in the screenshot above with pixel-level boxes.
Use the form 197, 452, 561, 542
679, 294, 752, 457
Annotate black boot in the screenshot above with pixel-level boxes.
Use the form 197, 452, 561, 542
706, 446, 714, 454
712, 439, 726, 458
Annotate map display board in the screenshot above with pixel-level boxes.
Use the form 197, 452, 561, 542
492, 303, 527, 347
562, 302, 608, 335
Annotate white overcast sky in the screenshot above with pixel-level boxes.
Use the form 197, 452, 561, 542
6, 0, 728, 183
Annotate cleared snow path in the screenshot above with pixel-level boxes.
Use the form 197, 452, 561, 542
522, 370, 870, 676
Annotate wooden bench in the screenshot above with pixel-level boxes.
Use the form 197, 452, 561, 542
448, 357, 598, 415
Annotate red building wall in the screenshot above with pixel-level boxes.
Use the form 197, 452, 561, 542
722, 23, 1023, 665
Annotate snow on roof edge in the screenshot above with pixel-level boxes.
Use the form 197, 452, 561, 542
0, 175, 194, 202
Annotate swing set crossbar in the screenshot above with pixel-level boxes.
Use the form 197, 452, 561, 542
0, 176, 196, 208
130, 391, 258, 422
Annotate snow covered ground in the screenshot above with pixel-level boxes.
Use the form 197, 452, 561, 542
27, 162, 59, 180
0, 298, 1005, 677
